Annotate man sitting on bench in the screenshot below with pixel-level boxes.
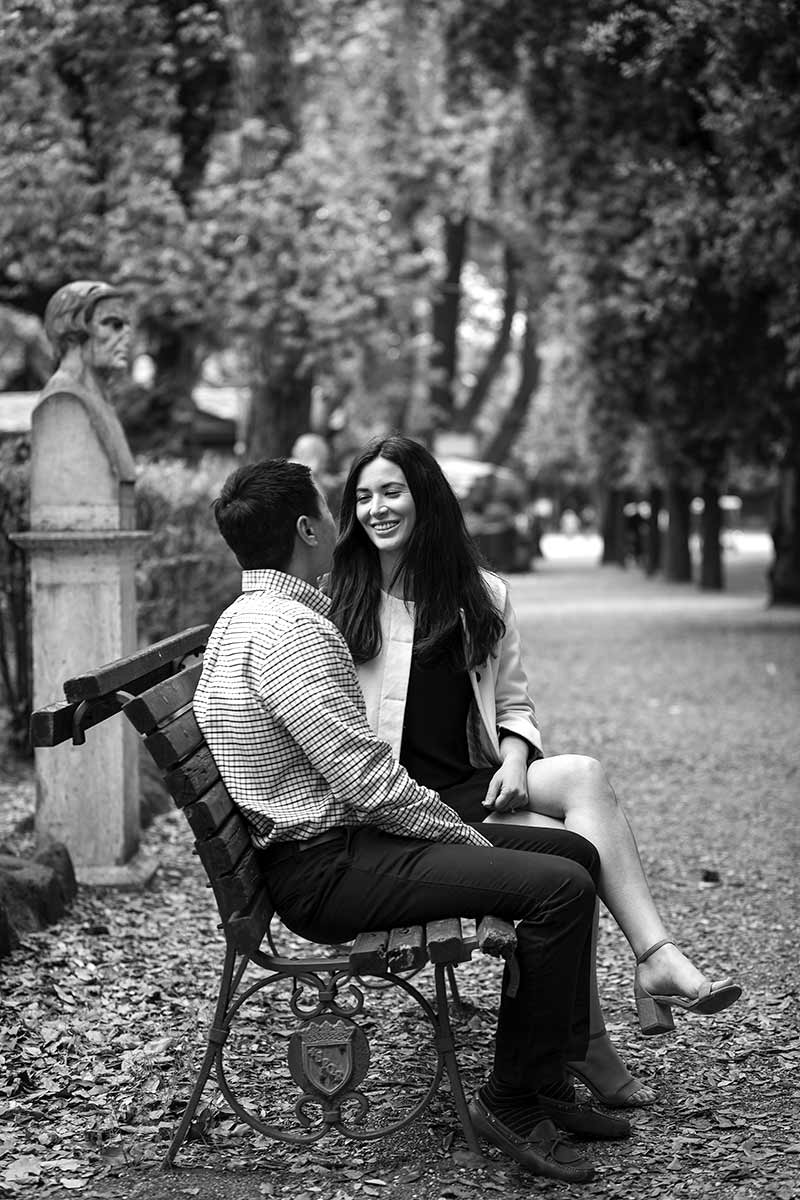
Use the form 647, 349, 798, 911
193, 458, 631, 1184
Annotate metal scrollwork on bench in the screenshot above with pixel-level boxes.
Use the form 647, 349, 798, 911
290, 969, 364, 1020
212, 964, 448, 1144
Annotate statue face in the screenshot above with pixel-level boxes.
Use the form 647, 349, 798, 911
86, 297, 132, 374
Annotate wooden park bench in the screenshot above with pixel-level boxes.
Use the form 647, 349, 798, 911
30, 626, 519, 1167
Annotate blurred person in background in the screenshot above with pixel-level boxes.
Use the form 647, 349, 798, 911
290, 431, 344, 517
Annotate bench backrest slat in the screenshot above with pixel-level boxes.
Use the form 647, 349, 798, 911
123, 663, 203, 735
164, 744, 221, 807
209, 844, 266, 918
194, 812, 252, 877
31, 662, 176, 748
182, 782, 238, 840
63, 625, 210, 702
225, 888, 275, 957
31, 694, 124, 748
144, 707, 205, 770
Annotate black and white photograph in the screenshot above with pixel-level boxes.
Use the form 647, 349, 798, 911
1, 3, 798, 1198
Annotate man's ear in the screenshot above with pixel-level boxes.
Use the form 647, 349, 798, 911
295, 514, 317, 546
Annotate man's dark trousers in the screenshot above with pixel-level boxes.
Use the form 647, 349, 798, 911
266, 822, 599, 1090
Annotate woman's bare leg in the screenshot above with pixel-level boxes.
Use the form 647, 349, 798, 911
573, 904, 655, 1105
517, 755, 716, 1001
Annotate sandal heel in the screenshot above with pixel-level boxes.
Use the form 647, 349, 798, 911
633, 940, 741, 1035
635, 990, 675, 1035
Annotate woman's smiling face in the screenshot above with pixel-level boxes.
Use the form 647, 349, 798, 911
355, 456, 417, 559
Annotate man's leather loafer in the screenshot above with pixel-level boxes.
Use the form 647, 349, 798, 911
468, 1096, 595, 1182
537, 1092, 631, 1139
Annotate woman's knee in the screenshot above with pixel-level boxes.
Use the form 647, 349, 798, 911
551, 754, 616, 813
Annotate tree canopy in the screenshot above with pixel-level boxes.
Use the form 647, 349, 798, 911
1, 0, 798, 594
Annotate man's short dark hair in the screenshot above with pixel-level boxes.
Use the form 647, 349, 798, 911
213, 459, 322, 569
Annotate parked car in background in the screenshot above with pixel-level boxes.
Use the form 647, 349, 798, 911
436, 456, 535, 574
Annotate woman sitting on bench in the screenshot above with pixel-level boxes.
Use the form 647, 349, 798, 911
327, 435, 741, 1110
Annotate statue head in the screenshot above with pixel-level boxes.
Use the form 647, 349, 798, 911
44, 280, 131, 373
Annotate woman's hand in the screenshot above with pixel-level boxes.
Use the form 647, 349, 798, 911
482, 753, 530, 814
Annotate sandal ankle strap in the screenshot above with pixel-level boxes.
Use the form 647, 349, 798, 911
636, 939, 675, 965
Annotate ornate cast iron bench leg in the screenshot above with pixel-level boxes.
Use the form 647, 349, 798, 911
433, 963, 482, 1155
163, 940, 244, 1168
164, 957, 483, 1162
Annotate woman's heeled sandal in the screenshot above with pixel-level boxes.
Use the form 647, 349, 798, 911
634, 940, 743, 1036
567, 1031, 656, 1108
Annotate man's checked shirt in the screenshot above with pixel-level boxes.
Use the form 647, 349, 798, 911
193, 569, 491, 850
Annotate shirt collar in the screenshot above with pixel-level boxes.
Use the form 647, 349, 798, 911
241, 569, 332, 617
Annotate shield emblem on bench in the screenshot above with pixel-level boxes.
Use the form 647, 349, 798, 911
289, 1016, 370, 1099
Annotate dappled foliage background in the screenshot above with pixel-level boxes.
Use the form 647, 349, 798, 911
1, 0, 799, 598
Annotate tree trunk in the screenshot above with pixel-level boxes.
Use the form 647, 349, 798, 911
453, 244, 520, 433
246, 344, 312, 459
429, 215, 468, 429
769, 417, 800, 604
700, 477, 724, 590
664, 475, 693, 582
482, 308, 539, 464
0, 439, 32, 754
226, 0, 310, 460
225, 0, 298, 168
600, 487, 627, 565
645, 483, 662, 576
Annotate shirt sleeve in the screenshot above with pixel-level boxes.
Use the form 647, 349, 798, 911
255, 616, 491, 847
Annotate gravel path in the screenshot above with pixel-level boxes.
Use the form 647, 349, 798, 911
2, 545, 798, 1199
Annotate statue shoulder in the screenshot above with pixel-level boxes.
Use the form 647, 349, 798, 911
36, 366, 135, 483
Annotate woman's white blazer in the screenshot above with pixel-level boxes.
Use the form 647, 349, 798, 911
356, 572, 542, 767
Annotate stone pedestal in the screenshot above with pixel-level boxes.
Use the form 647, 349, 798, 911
15, 529, 149, 869
15, 354, 150, 875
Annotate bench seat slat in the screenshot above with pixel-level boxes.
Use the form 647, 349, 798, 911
476, 915, 517, 958
387, 926, 427, 972
123, 663, 203, 735
63, 625, 210, 702
426, 918, 472, 964
350, 931, 388, 975
144, 707, 205, 769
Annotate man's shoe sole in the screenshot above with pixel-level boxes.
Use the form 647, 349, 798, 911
468, 1099, 595, 1183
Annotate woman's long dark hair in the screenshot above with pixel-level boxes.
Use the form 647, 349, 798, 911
329, 436, 505, 668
